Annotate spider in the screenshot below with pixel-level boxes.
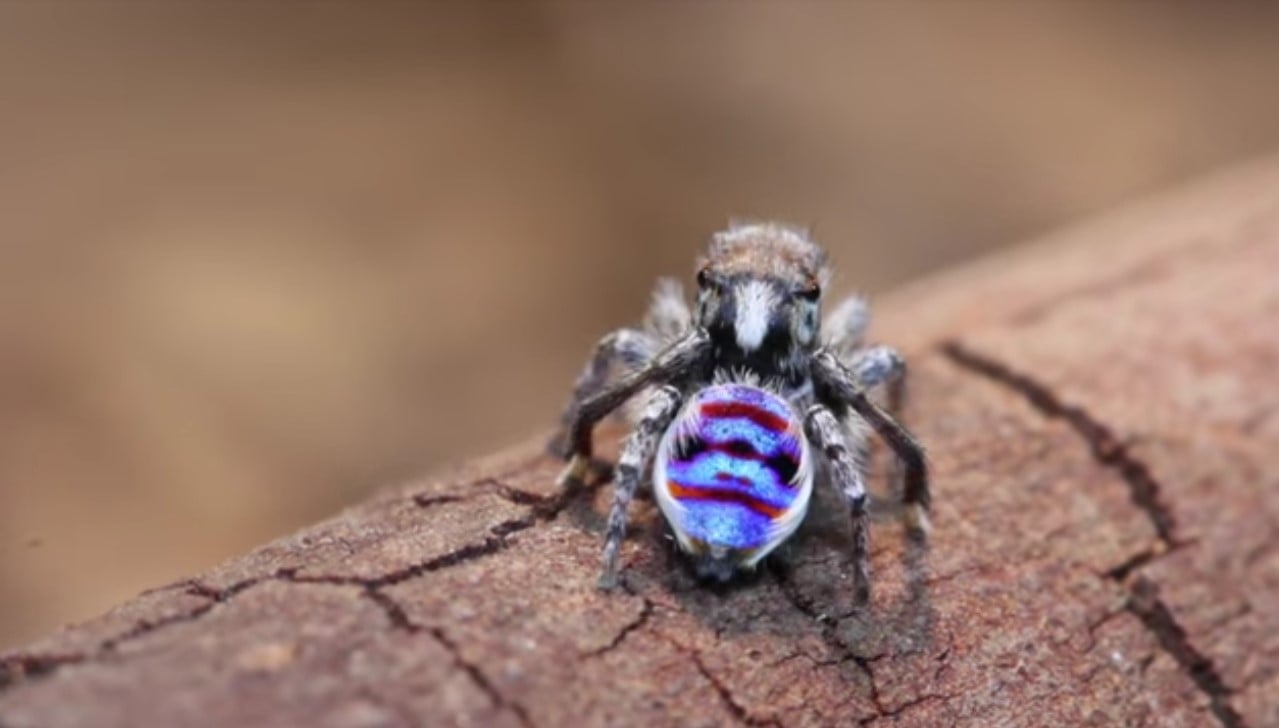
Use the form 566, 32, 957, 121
553, 222, 929, 601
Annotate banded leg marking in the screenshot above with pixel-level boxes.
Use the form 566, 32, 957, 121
599, 385, 683, 590
805, 403, 871, 604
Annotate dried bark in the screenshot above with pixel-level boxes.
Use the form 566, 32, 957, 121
4, 158, 1279, 727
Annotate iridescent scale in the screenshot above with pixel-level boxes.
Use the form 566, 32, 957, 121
654, 383, 813, 561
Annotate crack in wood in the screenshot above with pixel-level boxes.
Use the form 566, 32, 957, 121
0, 470, 604, 698
362, 588, 415, 633
859, 691, 958, 726
1104, 539, 1188, 582
941, 341, 1249, 728
0, 654, 85, 691
367, 524, 531, 588
689, 649, 781, 728
1125, 577, 1246, 728
361, 589, 534, 727
768, 564, 890, 719
407, 454, 612, 515
584, 589, 652, 658
411, 493, 467, 509
429, 623, 534, 728
940, 341, 1178, 544
306, 471, 604, 590
648, 629, 780, 727
0, 567, 299, 694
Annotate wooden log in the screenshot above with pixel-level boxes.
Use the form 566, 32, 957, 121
4, 158, 1279, 727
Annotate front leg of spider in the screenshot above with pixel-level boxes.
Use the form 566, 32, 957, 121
556, 329, 710, 488
813, 349, 931, 536
598, 386, 683, 590
847, 344, 909, 493
804, 403, 872, 604
547, 327, 656, 458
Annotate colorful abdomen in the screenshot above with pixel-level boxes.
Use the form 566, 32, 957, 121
654, 383, 813, 568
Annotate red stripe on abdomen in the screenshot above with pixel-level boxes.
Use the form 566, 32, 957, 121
700, 401, 791, 434
667, 481, 785, 518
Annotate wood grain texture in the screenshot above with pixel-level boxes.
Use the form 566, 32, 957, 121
4, 157, 1279, 727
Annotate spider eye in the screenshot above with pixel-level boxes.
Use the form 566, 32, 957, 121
697, 269, 722, 292
797, 283, 821, 302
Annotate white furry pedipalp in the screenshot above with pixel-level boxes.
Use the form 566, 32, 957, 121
644, 277, 692, 342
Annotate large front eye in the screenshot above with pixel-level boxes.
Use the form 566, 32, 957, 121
697, 268, 721, 292
797, 283, 821, 302
795, 298, 820, 345
695, 271, 717, 321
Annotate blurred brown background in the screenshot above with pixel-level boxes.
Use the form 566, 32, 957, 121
3, 2, 1279, 648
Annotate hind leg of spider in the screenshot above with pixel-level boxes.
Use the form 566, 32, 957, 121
598, 385, 683, 591
548, 328, 656, 459
814, 351, 930, 538
805, 403, 872, 604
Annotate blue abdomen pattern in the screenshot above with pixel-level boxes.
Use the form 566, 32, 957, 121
654, 383, 813, 561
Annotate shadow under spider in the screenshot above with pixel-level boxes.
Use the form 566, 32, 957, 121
551, 446, 937, 667
633, 489, 933, 657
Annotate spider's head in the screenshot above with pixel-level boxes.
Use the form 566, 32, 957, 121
695, 223, 830, 361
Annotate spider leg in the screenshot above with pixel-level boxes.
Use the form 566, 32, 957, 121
557, 328, 710, 487
846, 344, 904, 395
805, 403, 872, 604
598, 385, 683, 590
813, 350, 930, 536
846, 344, 909, 496
642, 277, 693, 343
548, 328, 656, 457
823, 294, 870, 357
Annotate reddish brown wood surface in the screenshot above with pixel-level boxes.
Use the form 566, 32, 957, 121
3, 159, 1279, 727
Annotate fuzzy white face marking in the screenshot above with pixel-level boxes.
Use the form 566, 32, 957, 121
734, 280, 778, 352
